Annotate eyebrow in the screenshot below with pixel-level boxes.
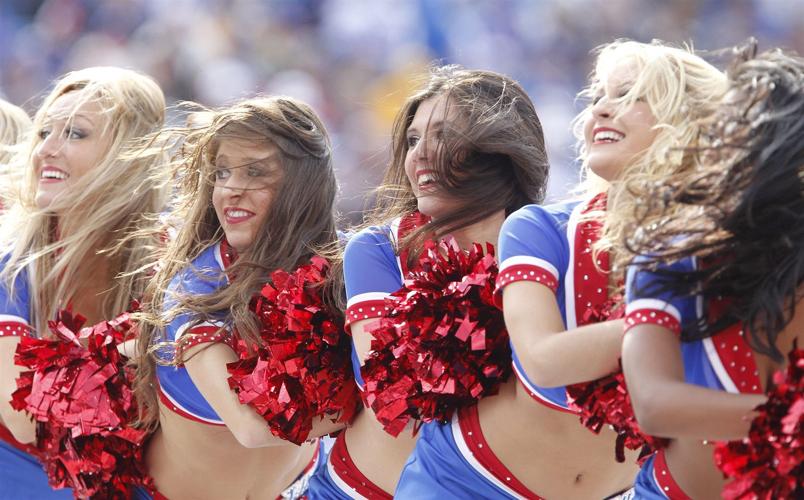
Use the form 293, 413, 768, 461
42, 112, 98, 125
216, 153, 280, 167
407, 119, 445, 134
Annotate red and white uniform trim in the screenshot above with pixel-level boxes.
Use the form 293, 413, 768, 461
651, 449, 691, 500
325, 432, 393, 499
157, 378, 226, 426
624, 299, 682, 336
496, 256, 559, 297
0, 314, 30, 337
451, 405, 544, 500
345, 292, 392, 330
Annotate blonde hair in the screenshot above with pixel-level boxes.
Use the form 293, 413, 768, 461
133, 96, 340, 428
0, 67, 167, 335
0, 99, 31, 166
0, 99, 32, 207
571, 40, 728, 274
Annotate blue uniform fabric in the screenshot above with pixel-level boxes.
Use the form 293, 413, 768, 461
0, 440, 73, 499
342, 224, 404, 389
396, 417, 526, 500
0, 255, 30, 329
396, 202, 585, 500
496, 201, 578, 410
0, 256, 72, 498
626, 257, 760, 499
155, 242, 230, 424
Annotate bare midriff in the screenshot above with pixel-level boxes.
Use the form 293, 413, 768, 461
147, 399, 317, 500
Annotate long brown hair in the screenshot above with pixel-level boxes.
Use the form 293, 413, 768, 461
365, 65, 549, 257
134, 96, 340, 428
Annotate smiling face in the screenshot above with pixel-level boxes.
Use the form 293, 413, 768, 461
403, 94, 464, 220
583, 60, 659, 182
211, 137, 282, 253
33, 91, 112, 210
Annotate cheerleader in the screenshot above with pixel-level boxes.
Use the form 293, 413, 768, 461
132, 96, 344, 499
398, 41, 727, 499
622, 48, 804, 499
0, 67, 166, 497
309, 66, 549, 499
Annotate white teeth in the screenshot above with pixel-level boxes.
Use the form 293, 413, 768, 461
227, 210, 251, 218
594, 130, 624, 142
418, 173, 435, 185
41, 170, 67, 180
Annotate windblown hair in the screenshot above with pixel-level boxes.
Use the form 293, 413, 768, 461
0, 67, 167, 335
625, 48, 804, 360
571, 40, 728, 275
0, 98, 32, 206
134, 96, 340, 428
365, 65, 549, 257
0, 98, 31, 166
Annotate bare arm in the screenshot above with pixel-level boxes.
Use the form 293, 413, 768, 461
502, 281, 624, 387
621, 324, 765, 441
350, 318, 376, 365
0, 337, 35, 444
184, 342, 342, 448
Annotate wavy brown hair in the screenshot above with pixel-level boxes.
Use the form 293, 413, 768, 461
363, 65, 548, 257
625, 47, 804, 361
133, 96, 341, 428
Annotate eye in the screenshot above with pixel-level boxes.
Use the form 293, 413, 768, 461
65, 127, 86, 139
247, 165, 265, 177
591, 94, 604, 105
214, 167, 231, 180
406, 135, 419, 148
37, 127, 51, 140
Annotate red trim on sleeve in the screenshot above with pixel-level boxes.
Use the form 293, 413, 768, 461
345, 300, 390, 330
495, 264, 558, 293
0, 321, 31, 338
177, 325, 234, 356
624, 309, 681, 336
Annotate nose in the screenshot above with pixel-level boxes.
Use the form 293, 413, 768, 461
591, 95, 612, 119
35, 130, 62, 159
220, 169, 249, 194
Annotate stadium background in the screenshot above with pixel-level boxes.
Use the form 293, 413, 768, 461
1, 0, 802, 221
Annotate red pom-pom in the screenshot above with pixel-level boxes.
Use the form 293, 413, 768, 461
227, 256, 360, 445
361, 239, 512, 437
714, 344, 803, 499
12, 308, 153, 498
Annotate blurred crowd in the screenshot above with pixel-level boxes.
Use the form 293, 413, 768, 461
1, 0, 803, 221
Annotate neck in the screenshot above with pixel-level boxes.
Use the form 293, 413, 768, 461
445, 210, 507, 250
